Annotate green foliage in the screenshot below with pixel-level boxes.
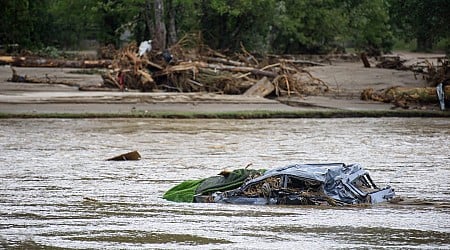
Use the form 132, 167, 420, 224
0, 0, 445, 54
46, 0, 98, 48
345, 0, 393, 55
163, 179, 205, 202
199, 0, 276, 52
0, 0, 52, 49
170, 0, 201, 34
34, 46, 61, 58
389, 0, 450, 51
271, 0, 348, 54
90, 0, 142, 46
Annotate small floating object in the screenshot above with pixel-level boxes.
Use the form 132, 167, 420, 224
106, 150, 141, 161
83, 197, 99, 203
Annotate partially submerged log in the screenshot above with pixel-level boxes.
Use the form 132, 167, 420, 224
106, 150, 141, 161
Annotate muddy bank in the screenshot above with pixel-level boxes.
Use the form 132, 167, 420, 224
0, 52, 448, 117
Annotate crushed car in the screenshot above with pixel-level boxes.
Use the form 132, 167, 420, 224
163, 163, 395, 206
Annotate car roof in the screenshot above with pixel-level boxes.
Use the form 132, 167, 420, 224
242, 163, 363, 187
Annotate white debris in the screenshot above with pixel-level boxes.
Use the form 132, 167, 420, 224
138, 40, 152, 57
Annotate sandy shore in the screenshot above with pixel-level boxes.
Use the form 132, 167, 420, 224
0, 52, 447, 117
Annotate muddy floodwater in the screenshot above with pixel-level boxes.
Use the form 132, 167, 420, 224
1, 118, 449, 249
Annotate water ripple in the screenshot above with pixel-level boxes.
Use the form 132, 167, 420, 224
1, 118, 449, 249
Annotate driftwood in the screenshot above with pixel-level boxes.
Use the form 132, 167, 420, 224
4, 35, 329, 97
106, 150, 141, 161
9, 67, 80, 87
411, 58, 449, 85
203, 56, 247, 67
360, 53, 371, 68
101, 71, 121, 89
1, 56, 112, 68
0, 56, 14, 64
243, 77, 274, 97
97, 38, 329, 97
361, 86, 450, 108
376, 55, 408, 70
278, 59, 326, 67
97, 44, 117, 59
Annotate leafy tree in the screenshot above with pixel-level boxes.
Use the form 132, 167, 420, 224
0, 0, 53, 49
271, 0, 348, 54
90, 0, 142, 47
344, 0, 393, 55
3, 0, 445, 55
165, 0, 202, 45
199, 0, 276, 52
46, 0, 99, 48
389, 0, 450, 52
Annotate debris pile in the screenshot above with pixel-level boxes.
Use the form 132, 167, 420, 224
101, 34, 330, 97
376, 56, 449, 86
410, 58, 450, 85
97, 44, 117, 60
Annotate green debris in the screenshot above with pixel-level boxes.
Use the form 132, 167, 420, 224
163, 168, 266, 203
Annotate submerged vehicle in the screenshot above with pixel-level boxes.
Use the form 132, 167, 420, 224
163, 163, 395, 206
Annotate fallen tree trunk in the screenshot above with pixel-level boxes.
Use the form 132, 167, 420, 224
9, 67, 80, 87
1, 56, 112, 68
203, 56, 247, 67
163, 61, 278, 78
278, 59, 326, 67
383, 86, 450, 103
0, 56, 14, 64
361, 86, 450, 107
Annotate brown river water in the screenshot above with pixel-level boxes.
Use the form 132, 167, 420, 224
1, 118, 449, 249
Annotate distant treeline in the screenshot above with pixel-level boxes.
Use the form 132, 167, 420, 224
1, 0, 449, 54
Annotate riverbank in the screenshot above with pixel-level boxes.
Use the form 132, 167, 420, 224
2, 87, 447, 118
1, 52, 448, 118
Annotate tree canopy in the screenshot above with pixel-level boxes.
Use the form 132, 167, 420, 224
0, 0, 448, 54
388, 0, 450, 52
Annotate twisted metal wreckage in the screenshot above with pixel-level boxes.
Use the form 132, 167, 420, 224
163, 163, 395, 206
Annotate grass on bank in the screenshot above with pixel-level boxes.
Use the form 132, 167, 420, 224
1, 109, 449, 119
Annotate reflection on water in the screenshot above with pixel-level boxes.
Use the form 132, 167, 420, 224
1, 118, 449, 249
